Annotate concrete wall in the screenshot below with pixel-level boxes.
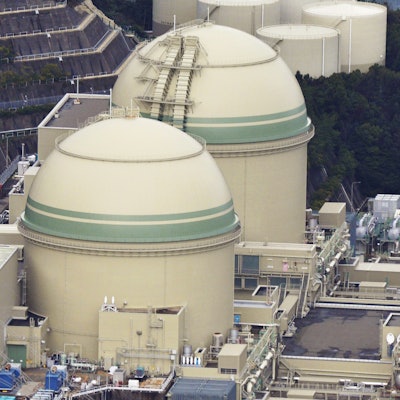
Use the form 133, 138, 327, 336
0, 247, 21, 358
212, 142, 309, 243
24, 238, 236, 361
98, 307, 184, 375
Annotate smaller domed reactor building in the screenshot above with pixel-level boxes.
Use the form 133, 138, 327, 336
113, 22, 314, 244
18, 116, 240, 367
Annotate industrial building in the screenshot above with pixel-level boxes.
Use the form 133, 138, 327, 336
113, 22, 314, 244
0, 11, 400, 400
19, 114, 241, 362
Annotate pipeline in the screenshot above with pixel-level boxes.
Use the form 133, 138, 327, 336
242, 350, 275, 399
358, 213, 368, 227
368, 216, 377, 235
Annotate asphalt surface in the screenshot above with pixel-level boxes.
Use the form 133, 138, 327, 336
282, 307, 391, 359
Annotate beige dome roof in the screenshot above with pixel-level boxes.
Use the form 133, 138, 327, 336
58, 118, 203, 161
113, 22, 311, 145
21, 117, 239, 243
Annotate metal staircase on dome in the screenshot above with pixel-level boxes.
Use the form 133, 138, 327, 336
135, 33, 201, 131
172, 36, 199, 130
150, 35, 183, 120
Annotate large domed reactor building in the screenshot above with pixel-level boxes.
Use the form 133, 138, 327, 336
18, 117, 240, 360
113, 22, 314, 243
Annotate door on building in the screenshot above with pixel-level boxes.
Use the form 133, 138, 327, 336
7, 344, 26, 368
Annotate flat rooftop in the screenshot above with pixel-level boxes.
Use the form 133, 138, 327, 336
0, 245, 19, 269
282, 307, 391, 360
40, 93, 111, 129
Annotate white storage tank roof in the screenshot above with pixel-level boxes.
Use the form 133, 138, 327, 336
153, 0, 197, 36
197, 0, 280, 35
302, 1, 387, 72
21, 117, 239, 243
257, 24, 339, 77
280, 0, 338, 24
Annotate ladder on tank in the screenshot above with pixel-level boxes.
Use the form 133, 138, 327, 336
150, 36, 183, 120
172, 36, 199, 130
296, 273, 310, 318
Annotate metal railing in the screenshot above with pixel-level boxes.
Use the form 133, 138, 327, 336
13, 28, 115, 61
0, 0, 66, 15
0, 95, 61, 110
0, 23, 83, 39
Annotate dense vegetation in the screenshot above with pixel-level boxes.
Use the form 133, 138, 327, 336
92, 0, 152, 35
297, 9, 400, 209
0, 64, 64, 86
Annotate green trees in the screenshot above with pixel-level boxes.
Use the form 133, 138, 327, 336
298, 62, 400, 208
0, 64, 63, 86
298, 9, 400, 208
92, 0, 152, 35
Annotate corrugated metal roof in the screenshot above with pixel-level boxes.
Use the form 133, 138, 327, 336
169, 378, 236, 400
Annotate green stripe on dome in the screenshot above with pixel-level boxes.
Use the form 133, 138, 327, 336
186, 104, 306, 124
22, 197, 239, 243
143, 105, 310, 144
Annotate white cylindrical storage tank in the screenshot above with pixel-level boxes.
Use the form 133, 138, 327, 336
302, 1, 387, 73
153, 0, 197, 36
19, 117, 240, 361
113, 23, 314, 244
280, 0, 338, 24
257, 24, 339, 77
197, 0, 280, 35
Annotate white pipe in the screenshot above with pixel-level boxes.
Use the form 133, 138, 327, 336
348, 18, 352, 73
244, 350, 274, 396
322, 37, 325, 76
358, 214, 368, 227
261, 4, 264, 27
334, 252, 342, 262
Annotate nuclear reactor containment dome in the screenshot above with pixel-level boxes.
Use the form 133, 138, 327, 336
257, 24, 339, 77
197, 0, 280, 35
302, 1, 387, 73
113, 23, 314, 243
153, 0, 197, 36
19, 117, 240, 361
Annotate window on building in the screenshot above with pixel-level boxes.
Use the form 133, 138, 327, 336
241, 255, 259, 275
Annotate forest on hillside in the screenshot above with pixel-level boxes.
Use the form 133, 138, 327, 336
298, 9, 400, 208
92, 0, 152, 34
